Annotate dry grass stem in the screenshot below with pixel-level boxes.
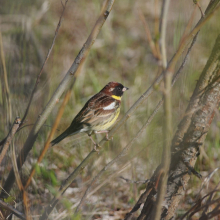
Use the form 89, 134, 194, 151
152, 0, 172, 219
0, 117, 21, 165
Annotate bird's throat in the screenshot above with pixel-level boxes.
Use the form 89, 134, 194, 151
111, 95, 121, 101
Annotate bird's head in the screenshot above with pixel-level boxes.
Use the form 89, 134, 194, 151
101, 82, 129, 100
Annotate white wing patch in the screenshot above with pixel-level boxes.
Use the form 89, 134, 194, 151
103, 102, 116, 110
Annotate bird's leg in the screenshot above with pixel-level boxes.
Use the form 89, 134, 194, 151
88, 134, 100, 152
95, 130, 113, 141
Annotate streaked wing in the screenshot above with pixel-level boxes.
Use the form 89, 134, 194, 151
71, 93, 119, 129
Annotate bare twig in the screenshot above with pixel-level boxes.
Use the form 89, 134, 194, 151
193, 0, 205, 17
179, 190, 220, 219
152, 1, 171, 219
0, 199, 26, 220
154, 0, 161, 58
197, 168, 220, 199
160, 0, 170, 69
0, 117, 21, 165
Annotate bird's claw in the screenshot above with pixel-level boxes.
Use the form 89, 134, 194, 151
93, 144, 100, 152
106, 133, 113, 141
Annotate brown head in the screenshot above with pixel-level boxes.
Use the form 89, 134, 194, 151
101, 82, 129, 100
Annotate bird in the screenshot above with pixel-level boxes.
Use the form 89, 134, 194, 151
51, 82, 129, 149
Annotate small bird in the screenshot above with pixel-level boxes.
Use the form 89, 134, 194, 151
51, 82, 128, 149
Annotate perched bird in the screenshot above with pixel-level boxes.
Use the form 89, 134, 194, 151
51, 82, 129, 149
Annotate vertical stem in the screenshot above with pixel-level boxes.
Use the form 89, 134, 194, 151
160, 0, 171, 69
152, 0, 172, 219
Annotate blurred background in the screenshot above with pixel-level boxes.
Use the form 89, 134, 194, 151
1, 0, 220, 219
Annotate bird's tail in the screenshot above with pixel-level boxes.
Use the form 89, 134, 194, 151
51, 127, 71, 146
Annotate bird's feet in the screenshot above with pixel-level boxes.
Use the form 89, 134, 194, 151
94, 130, 113, 141
88, 134, 100, 152
93, 143, 100, 152
105, 133, 113, 141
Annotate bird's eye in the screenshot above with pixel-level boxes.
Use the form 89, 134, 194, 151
117, 87, 121, 91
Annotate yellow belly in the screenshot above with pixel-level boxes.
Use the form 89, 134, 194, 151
93, 108, 120, 131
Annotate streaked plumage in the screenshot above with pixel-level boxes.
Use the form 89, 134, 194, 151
51, 82, 128, 147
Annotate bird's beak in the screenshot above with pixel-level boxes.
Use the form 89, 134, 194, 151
122, 87, 129, 92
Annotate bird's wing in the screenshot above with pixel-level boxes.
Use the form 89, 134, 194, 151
73, 93, 119, 127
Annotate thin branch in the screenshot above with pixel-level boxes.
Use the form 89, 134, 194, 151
20, 0, 69, 127
154, 0, 161, 58
160, 0, 170, 69
194, 0, 205, 17
152, 1, 171, 219
0, 117, 21, 165
179, 189, 220, 219
0, 199, 26, 220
